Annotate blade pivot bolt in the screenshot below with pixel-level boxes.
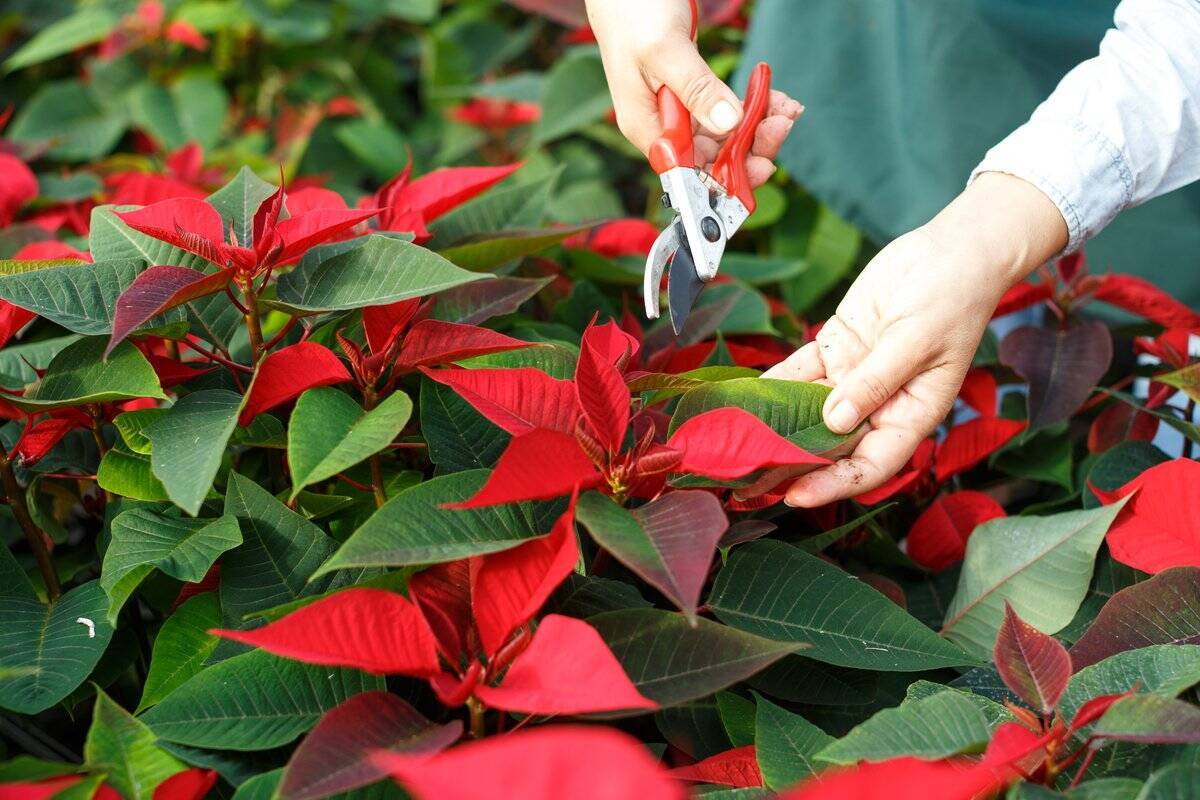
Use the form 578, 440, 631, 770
701, 216, 721, 243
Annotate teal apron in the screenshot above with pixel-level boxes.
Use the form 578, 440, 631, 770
741, 0, 1200, 307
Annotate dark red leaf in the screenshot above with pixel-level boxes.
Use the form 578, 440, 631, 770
993, 602, 1072, 714
10, 241, 89, 262
1104, 459, 1200, 573
906, 491, 1005, 571
371, 725, 685, 800
475, 614, 655, 714
935, 418, 1026, 483
667, 745, 762, 788
451, 99, 541, 129
146, 353, 215, 389
574, 324, 631, 452
999, 322, 1113, 429
1087, 401, 1159, 454
107, 173, 208, 206
1069, 568, 1200, 669
211, 588, 441, 677
1092, 274, 1200, 330
668, 407, 828, 480
152, 770, 217, 800
239, 342, 351, 426
581, 319, 640, 368
471, 491, 579, 655
397, 321, 531, 370
280, 692, 461, 800
958, 368, 997, 418
408, 560, 476, 665
993, 282, 1053, 319
107, 266, 232, 357
420, 367, 579, 435
1056, 252, 1086, 285
446, 429, 601, 508
400, 163, 522, 223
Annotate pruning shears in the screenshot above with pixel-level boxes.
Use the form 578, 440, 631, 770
643, 3, 773, 334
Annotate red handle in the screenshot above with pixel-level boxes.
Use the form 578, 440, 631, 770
647, 0, 700, 174
710, 62, 772, 213
648, 87, 695, 173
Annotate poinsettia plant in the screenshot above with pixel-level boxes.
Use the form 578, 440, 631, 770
2, 3, 1200, 800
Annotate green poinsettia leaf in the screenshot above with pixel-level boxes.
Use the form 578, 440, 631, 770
145, 390, 243, 516
206, 166, 278, 245
754, 694, 835, 791
709, 540, 976, 671
137, 593, 221, 713
84, 689, 185, 800
7, 337, 166, 412
287, 388, 412, 500
101, 509, 242, 625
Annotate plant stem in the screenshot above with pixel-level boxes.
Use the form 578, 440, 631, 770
363, 386, 387, 508
0, 444, 60, 601
466, 697, 486, 739
240, 277, 265, 363
1186, 399, 1196, 460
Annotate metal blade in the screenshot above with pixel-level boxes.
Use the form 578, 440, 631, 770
667, 231, 704, 335
643, 222, 681, 320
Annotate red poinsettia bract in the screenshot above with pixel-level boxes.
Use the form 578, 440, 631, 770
426, 321, 827, 507
213, 495, 655, 717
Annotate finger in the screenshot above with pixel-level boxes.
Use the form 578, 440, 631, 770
611, 79, 664, 155
784, 423, 922, 508
746, 157, 777, 188
651, 39, 743, 135
694, 134, 720, 167
767, 89, 803, 120
733, 465, 805, 501
751, 115, 795, 161
822, 334, 922, 434
763, 341, 825, 381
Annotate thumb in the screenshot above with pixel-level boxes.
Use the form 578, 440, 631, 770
652, 38, 742, 135
822, 338, 915, 434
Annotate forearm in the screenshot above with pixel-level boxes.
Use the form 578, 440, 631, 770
922, 172, 1069, 300
970, 0, 1200, 251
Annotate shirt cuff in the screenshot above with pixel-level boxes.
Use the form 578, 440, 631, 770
969, 114, 1134, 253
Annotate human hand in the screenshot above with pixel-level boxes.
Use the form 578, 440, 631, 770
584, 0, 802, 188
750, 172, 1070, 506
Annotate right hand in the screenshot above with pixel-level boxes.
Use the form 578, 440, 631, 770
585, 0, 802, 188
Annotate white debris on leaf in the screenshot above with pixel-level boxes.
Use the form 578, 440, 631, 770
76, 617, 96, 638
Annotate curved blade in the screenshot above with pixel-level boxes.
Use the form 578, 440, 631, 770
643, 223, 680, 320
668, 237, 704, 335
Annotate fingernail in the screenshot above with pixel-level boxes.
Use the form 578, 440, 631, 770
710, 101, 738, 132
826, 400, 859, 433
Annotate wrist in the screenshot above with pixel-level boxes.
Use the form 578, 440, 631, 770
924, 171, 1069, 294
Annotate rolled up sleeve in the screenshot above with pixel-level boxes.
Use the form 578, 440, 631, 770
970, 0, 1200, 252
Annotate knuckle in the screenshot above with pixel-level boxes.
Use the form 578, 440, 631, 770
680, 71, 719, 110
856, 373, 892, 408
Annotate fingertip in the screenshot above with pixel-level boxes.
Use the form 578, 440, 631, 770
825, 399, 861, 435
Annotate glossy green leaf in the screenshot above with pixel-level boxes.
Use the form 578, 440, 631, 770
1137, 765, 1200, 799
140, 649, 384, 751
438, 226, 584, 272
101, 509, 241, 625
533, 49, 612, 143
146, 390, 243, 515
98, 441, 170, 502
138, 593, 221, 713
288, 388, 412, 499
0, 546, 114, 714
1093, 694, 1200, 744
84, 690, 184, 800
815, 688, 995, 765
7, 337, 165, 412
0, 335, 79, 388
754, 695, 834, 790
114, 408, 168, 455
89, 206, 213, 271
419, 376, 511, 472
0, 259, 187, 337
7, 80, 127, 161
315, 470, 563, 575
942, 502, 1127, 657
206, 167, 278, 246
1059, 646, 1200, 728
709, 540, 975, 671
220, 472, 348, 628
588, 608, 802, 709
276, 235, 485, 313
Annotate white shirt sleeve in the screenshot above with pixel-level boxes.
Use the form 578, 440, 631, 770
970, 0, 1200, 252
